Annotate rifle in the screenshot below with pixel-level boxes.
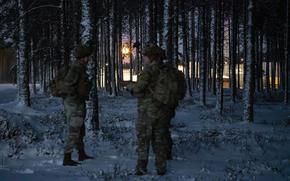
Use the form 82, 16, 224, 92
119, 80, 145, 98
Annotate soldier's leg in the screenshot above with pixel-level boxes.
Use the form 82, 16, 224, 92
63, 116, 83, 166
76, 124, 85, 151
152, 127, 168, 175
135, 111, 151, 175
164, 127, 173, 160
77, 124, 94, 161
163, 109, 175, 160
64, 116, 83, 153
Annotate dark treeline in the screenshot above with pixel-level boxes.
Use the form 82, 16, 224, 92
0, 0, 289, 129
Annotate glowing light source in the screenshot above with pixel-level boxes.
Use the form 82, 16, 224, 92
122, 44, 130, 56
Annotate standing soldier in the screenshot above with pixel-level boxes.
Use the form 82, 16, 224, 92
122, 44, 186, 175
59, 45, 94, 166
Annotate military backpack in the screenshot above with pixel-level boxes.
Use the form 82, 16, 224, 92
49, 68, 69, 97
152, 65, 187, 108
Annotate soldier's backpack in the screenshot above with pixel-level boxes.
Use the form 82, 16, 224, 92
152, 65, 187, 108
49, 68, 69, 97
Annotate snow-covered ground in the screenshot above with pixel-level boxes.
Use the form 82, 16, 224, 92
0, 84, 290, 181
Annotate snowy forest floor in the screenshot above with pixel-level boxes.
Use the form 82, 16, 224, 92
0, 84, 290, 181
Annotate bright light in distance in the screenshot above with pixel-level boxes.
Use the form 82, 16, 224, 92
122, 46, 130, 55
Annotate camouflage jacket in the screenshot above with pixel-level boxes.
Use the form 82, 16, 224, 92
60, 63, 92, 103
132, 61, 162, 111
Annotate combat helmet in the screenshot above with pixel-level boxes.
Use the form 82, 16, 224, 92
142, 43, 166, 61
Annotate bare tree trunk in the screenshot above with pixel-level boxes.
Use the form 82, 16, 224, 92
117, 1, 123, 91
106, 0, 112, 94
17, 0, 31, 106
216, 0, 224, 115
243, 0, 255, 122
166, 0, 174, 63
266, 38, 270, 92
118, 14, 123, 83
174, 0, 179, 67
30, 38, 37, 95
230, 0, 238, 102
191, 5, 196, 91
157, 0, 164, 47
111, 0, 117, 96
181, 1, 192, 97
83, 0, 100, 132
135, 1, 141, 75
243, 0, 248, 88
212, 7, 217, 95
258, 32, 264, 91
200, 6, 207, 106
148, 0, 157, 43
129, 14, 133, 81
285, 0, 289, 104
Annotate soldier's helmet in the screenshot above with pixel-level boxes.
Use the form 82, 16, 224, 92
75, 45, 93, 59
142, 43, 166, 61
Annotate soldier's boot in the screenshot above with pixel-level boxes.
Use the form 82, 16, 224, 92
63, 153, 80, 166
135, 159, 148, 175
78, 148, 94, 161
156, 160, 166, 176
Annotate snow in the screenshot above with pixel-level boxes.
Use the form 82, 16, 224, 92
0, 84, 290, 180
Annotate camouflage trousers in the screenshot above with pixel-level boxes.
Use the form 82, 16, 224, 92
63, 98, 86, 154
136, 105, 174, 169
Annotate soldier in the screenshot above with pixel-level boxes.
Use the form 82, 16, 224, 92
123, 44, 177, 175
60, 45, 94, 166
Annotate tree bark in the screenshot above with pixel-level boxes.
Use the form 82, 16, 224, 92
243, 0, 255, 122
230, 0, 238, 102
181, 1, 192, 97
191, 5, 196, 91
200, 6, 207, 106
216, 0, 224, 115
285, 0, 289, 104
17, 0, 31, 106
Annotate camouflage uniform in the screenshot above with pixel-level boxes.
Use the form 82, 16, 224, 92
62, 63, 92, 154
132, 45, 175, 175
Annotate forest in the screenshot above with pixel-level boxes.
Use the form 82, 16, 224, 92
0, 0, 290, 180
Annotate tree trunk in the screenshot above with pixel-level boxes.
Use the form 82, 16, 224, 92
106, 0, 112, 94
111, 0, 117, 96
148, 0, 157, 43
243, 0, 248, 88
230, 0, 238, 102
84, 0, 100, 132
166, 0, 174, 63
129, 14, 133, 81
181, 1, 192, 97
216, 0, 224, 115
30, 38, 37, 95
17, 0, 31, 106
191, 5, 196, 91
243, 0, 255, 122
200, 6, 207, 105
174, 0, 179, 67
285, 0, 289, 104
213, 7, 217, 95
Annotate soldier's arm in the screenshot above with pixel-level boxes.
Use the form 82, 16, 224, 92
132, 68, 152, 96
64, 66, 80, 86
59, 66, 80, 95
